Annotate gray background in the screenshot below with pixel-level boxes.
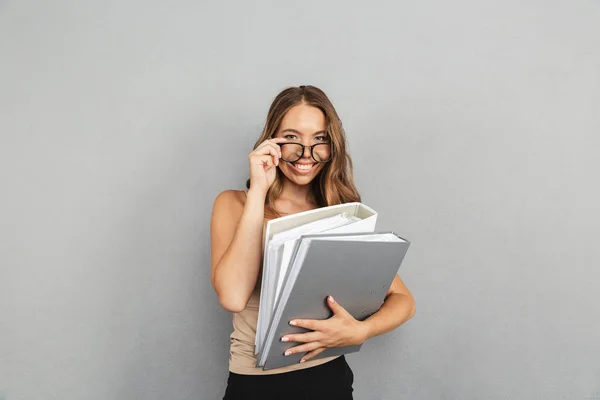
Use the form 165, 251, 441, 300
1, 1, 599, 399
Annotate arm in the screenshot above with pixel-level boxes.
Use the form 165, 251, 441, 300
210, 188, 266, 312
359, 274, 416, 341
210, 137, 285, 313
281, 274, 416, 362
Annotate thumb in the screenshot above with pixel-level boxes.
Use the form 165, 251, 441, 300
327, 296, 346, 315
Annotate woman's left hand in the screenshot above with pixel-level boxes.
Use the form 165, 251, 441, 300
280, 296, 368, 363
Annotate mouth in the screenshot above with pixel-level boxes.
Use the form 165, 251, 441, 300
289, 162, 316, 174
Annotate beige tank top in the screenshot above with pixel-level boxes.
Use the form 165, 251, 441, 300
228, 188, 338, 375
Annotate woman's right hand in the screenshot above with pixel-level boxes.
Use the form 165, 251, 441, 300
248, 137, 287, 194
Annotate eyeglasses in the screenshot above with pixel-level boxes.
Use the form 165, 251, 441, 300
278, 142, 332, 163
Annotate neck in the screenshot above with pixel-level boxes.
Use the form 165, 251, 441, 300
280, 178, 315, 204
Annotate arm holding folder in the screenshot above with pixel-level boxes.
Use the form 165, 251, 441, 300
213, 188, 417, 369
258, 230, 414, 369
281, 272, 416, 363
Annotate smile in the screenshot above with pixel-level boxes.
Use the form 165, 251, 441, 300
290, 162, 315, 174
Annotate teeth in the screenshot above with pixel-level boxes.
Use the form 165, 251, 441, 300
294, 163, 313, 170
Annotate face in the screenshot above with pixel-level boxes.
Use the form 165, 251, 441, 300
273, 104, 331, 186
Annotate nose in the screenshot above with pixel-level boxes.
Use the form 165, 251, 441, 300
301, 145, 311, 159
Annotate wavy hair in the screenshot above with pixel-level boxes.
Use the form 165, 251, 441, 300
246, 85, 361, 218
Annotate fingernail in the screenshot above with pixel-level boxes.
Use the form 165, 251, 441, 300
329, 296, 335, 303
281, 337, 289, 342
285, 350, 292, 356
300, 359, 306, 363
289, 321, 297, 326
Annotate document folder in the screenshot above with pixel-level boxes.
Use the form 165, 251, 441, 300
258, 231, 410, 370
255, 202, 378, 354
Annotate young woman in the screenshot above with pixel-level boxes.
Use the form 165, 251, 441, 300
210, 85, 416, 400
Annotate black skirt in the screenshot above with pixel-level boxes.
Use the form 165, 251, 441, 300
223, 355, 354, 400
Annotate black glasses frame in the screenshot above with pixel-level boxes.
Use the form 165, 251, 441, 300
277, 142, 333, 163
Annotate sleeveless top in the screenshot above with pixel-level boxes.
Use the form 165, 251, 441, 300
228, 188, 339, 375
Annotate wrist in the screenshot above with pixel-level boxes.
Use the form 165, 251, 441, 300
247, 186, 267, 199
355, 320, 371, 345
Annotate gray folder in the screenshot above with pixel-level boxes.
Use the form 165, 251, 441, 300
259, 231, 410, 370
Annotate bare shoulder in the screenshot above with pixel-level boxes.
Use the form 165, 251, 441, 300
212, 189, 247, 222
213, 189, 247, 206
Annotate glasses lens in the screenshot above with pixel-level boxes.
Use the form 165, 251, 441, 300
312, 143, 332, 162
280, 143, 304, 162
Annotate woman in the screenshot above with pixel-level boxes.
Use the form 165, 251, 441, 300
210, 85, 416, 399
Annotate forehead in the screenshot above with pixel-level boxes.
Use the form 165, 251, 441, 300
279, 104, 326, 132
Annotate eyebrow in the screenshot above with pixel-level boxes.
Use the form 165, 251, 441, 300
279, 129, 328, 136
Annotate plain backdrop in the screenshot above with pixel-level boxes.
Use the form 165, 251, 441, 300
1, 1, 599, 399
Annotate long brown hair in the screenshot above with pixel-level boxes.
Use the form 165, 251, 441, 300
247, 85, 361, 218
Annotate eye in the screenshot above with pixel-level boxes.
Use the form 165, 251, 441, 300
315, 135, 329, 142
284, 134, 297, 140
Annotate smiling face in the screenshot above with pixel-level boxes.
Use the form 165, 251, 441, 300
272, 103, 331, 186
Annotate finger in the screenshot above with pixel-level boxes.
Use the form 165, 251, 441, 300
252, 154, 273, 165
251, 155, 274, 169
253, 144, 281, 165
257, 137, 287, 145
284, 341, 322, 357
252, 145, 280, 161
267, 137, 289, 143
256, 140, 283, 156
300, 347, 327, 363
281, 331, 323, 344
264, 139, 285, 155
289, 318, 325, 331
255, 140, 281, 153
326, 296, 348, 316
